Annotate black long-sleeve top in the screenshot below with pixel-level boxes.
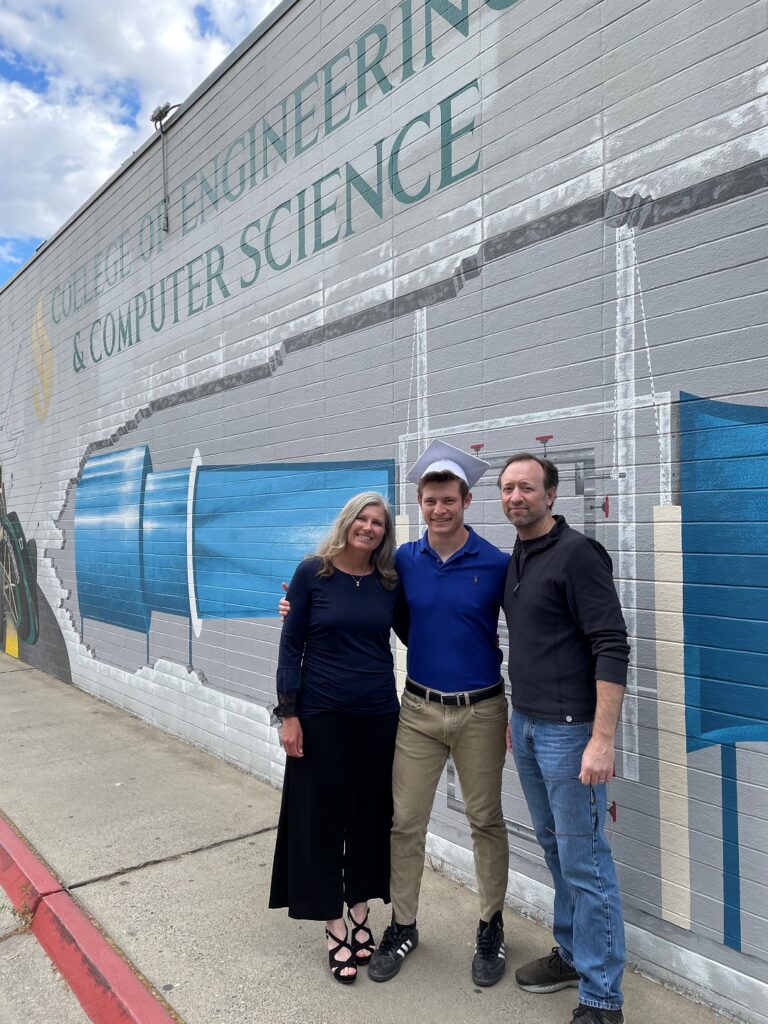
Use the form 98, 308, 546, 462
276, 557, 408, 718
503, 516, 630, 721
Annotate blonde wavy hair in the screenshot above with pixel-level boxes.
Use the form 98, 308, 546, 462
315, 491, 398, 590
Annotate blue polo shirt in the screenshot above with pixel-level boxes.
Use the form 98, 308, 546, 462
395, 526, 510, 692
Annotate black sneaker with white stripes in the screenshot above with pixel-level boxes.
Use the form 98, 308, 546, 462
368, 918, 419, 982
471, 910, 506, 987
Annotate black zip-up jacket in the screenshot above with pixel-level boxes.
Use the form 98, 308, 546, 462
503, 516, 629, 721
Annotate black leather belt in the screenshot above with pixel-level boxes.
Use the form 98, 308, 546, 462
405, 678, 504, 707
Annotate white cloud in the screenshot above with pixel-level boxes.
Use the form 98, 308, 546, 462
0, 239, 27, 265
203, 0, 282, 48
0, 80, 135, 238
0, 0, 278, 248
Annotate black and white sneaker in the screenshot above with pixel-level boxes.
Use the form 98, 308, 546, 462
471, 910, 506, 987
368, 918, 419, 982
516, 947, 580, 993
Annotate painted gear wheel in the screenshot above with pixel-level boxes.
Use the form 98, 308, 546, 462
0, 511, 38, 646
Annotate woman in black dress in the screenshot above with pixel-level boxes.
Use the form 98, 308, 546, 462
269, 491, 407, 983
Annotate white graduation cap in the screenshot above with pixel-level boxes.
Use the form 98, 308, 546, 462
406, 439, 490, 489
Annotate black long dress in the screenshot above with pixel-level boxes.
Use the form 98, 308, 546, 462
269, 558, 407, 920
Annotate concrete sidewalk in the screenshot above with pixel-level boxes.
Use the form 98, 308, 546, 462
0, 653, 728, 1024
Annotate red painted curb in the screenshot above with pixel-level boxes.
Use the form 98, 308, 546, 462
33, 892, 179, 1024
0, 814, 180, 1024
0, 815, 61, 915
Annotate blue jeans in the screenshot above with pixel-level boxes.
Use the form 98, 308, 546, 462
512, 711, 625, 1010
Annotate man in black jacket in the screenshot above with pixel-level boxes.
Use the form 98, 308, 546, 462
499, 453, 629, 1024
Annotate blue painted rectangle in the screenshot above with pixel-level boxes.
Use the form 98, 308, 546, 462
193, 461, 395, 619
680, 393, 768, 750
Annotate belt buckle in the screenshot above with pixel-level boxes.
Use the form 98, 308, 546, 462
446, 691, 468, 707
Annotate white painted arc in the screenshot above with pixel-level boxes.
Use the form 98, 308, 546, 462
187, 449, 203, 639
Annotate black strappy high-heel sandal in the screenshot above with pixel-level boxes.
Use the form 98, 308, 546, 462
325, 926, 357, 984
347, 905, 375, 966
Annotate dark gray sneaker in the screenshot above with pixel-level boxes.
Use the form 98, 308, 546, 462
515, 947, 580, 993
368, 919, 419, 982
570, 1004, 624, 1024
472, 910, 506, 987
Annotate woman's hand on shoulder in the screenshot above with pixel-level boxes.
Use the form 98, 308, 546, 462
278, 581, 291, 620
280, 716, 303, 757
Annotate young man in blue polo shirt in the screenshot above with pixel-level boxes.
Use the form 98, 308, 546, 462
369, 441, 510, 987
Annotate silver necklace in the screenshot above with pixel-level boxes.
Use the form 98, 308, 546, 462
336, 564, 369, 586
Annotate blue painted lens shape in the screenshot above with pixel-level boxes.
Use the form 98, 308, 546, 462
143, 468, 191, 617
75, 446, 152, 632
74, 445, 394, 632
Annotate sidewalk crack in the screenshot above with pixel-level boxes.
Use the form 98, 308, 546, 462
67, 823, 278, 890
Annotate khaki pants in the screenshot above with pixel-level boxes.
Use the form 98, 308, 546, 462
390, 685, 509, 924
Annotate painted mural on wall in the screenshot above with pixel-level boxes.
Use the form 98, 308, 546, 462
0, 465, 39, 653
1, 0, 766, 1016
679, 393, 768, 953
73, 445, 394, 672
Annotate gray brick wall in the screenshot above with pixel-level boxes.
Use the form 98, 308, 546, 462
1, 1, 766, 1017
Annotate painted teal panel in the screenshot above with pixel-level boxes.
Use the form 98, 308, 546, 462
193, 463, 394, 618
74, 446, 152, 632
143, 468, 191, 617
680, 392, 768, 953
680, 391, 768, 750
75, 449, 395, 629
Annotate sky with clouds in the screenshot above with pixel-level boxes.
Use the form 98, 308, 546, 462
0, 1, 279, 287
